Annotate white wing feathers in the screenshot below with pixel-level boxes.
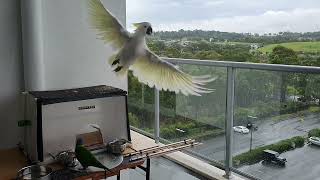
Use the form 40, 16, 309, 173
88, 0, 129, 49
88, 0, 215, 96
130, 50, 215, 96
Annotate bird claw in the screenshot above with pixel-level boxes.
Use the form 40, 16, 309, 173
114, 66, 123, 72
112, 59, 120, 66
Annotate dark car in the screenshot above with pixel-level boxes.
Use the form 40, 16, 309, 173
262, 149, 287, 166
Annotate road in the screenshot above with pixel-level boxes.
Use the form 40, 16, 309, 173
192, 112, 320, 161
239, 144, 320, 180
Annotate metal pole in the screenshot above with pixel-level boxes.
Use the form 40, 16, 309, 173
250, 130, 253, 152
224, 67, 235, 178
154, 88, 160, 144
248, 116, 257, 152
142, 84, 145, 106
146, 158, 151, 180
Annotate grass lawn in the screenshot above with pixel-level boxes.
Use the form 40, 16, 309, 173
259, 41, 320, 53
213, 41, 254, 46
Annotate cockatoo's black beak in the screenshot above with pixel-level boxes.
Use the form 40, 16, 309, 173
146, 27, 153, 35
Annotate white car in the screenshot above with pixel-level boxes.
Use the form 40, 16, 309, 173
233, 126, 250, 134
309, 136, 320, 146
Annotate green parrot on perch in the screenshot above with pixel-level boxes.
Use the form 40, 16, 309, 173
75, 138, 110, 173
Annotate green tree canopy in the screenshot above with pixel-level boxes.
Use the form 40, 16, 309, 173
269, 45, 298, 65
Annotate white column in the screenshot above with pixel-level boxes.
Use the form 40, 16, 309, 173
21, 0, 45, 91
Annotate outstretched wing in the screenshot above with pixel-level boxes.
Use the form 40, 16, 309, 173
88, 0, 130, 49
130, 50, 216, 96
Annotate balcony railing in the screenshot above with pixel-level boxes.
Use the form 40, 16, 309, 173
128, 58, 320, 180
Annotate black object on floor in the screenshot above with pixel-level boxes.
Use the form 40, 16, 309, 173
51, 169, 89, 180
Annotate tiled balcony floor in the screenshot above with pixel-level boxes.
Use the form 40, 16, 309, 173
107, 157, 204, 180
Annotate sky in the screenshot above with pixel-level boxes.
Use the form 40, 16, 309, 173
126, 0, 320, 34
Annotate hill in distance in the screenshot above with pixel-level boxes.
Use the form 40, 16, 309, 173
259, 41, 320, 53
152, 30, 320, 44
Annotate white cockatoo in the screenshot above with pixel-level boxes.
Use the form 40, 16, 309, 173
88, 0, 215, 96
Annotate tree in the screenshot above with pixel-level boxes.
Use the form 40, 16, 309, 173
269, 45, 298, 65
269, 46, 298, 103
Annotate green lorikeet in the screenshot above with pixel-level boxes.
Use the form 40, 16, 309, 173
75, 138, 110, 172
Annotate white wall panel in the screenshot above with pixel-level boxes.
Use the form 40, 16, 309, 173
22, 0, 127, 91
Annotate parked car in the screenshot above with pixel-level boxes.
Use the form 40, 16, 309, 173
233, 126, 249, 134
309, 136, 320, 146
262, 149, 287, 166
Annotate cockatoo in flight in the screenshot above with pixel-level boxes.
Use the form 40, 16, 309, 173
88, 0, 215, 96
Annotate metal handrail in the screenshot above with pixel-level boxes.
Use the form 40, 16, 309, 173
166, 57, 320, 74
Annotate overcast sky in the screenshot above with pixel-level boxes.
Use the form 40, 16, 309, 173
126, 0, 320, 34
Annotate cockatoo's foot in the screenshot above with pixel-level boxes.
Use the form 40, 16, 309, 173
114, 66, 123, 72
112, 59, 120, 66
